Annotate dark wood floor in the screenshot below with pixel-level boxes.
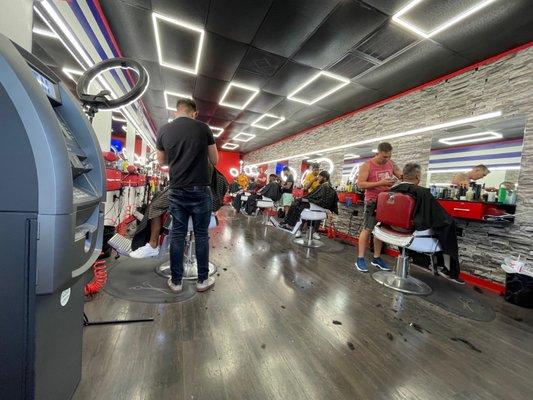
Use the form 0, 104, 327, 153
74, 207, 533, 400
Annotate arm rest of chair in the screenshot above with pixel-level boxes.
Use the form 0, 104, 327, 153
309, 203, 326, 212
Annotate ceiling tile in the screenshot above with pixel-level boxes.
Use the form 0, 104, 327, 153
356, 22, 419, 62
262, 61, 319, 97
151, 0, 210, 26
252, 0, 340, 57
193, 75, 229, 103
245, 92, 285, 114
314, 82, 384, 114
206, 0, 273, 43
198, 32, 248, 81
161, 71, 196, 95
328, 52, 376, 79
361, 0, 412, 16
293, 1, 388, 69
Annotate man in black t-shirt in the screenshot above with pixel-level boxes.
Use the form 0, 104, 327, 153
156, 99, 218, 293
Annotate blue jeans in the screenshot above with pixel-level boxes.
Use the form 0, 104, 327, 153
169, 186, 212, 284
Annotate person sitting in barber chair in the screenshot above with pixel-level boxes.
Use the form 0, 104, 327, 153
243, 174, 282, 215
390, 163, 465, 284
279, 171, 338, 235
130, 165, 228, 258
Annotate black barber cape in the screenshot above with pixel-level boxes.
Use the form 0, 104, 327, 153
284, 182, 339, 227
243, 182, 282, 215
390, 183, 460, 278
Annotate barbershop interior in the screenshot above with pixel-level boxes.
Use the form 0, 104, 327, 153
1, 1, 533, 399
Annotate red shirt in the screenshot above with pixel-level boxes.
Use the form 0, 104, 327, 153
364, 159, 394, 203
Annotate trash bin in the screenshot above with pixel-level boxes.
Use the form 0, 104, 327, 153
505, 273, 533, 308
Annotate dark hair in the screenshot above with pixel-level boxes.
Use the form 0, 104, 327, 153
403, 162, 421, 180
474, 164, 490, 174
318, 171, 330, 181
377, 142, 393, 152
269, 174, 278, 180
176, 98, 197, 112
282, 166, 290, 172
311, 163, 320, 169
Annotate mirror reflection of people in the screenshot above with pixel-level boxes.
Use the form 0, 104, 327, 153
156, 98, 218, 293
355, 142, 402, 273
302, 163, 321, 194
256, 166, 268, 189
281, 166, 295, 215
391, 163, 464, 284
451, 165, 490, 186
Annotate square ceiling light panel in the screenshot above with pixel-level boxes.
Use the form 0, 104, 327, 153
164, 90, 193, 111
219, 82, 260, 110
209, 126, 224, 138
152, 12, 205, 75
392, 0, 498, 38
233, 132, 256, 142
439, 131, 502, 146
222, 142, 239, 150
288, 71, 350, 105
251, 113, 285, 130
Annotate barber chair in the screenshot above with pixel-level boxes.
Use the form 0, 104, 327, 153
256, 197, 275, 225
240, 191, 251, 213
156, 214, 218, 280
293, 203, 327, 248
372, 192, 440, 295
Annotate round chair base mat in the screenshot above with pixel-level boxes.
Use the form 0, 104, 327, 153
104, 257, 196, 303
409, 267, 496, 322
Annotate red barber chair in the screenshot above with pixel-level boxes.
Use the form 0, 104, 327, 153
372, 192, 441, 295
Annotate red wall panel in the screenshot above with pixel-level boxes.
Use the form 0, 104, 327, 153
217, 151, 240, 182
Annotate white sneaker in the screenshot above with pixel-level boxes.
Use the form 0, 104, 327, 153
167, 278, 182, 293
294, 230, 302, 238
130, 243, 159, 258
312, 232, 321, 240
196, 276, 215, 292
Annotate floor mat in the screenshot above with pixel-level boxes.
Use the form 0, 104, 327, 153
104, 256, 196, 303
410, 268, 496, 322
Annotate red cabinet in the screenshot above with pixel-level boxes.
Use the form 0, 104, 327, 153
438, 200, 486, 220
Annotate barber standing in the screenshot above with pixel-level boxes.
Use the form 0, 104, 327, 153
355, 142, 402, 273
156, 99, 218, 293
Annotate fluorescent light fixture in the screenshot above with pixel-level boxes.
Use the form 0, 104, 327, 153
392, 0, 498, 38
164, 90, 193, 111
246, 111, 502, 167
222, 143, 239, 150
429, 166, 520, 174
438, 131, 502, 146
251, 113, 285, 130
288, 71, 350, 105
112, 114, 128, 123
62, 67, 83, 82
219, 82, 259, 110
344, 154, 360, 159
209, 126, 224, 138
372, 149, 378, 153
233, 132, 255, 142
32, 26, 59, 39
122, 125, 128, 132
152, 12, 205, 75
229, 167, 240, 177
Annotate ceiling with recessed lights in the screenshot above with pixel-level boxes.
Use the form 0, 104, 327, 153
33, 0, 533, 153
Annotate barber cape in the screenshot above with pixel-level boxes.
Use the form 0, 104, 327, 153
259, 182, 282, 202
305, 182, 339, 214
389, 183, 453, 230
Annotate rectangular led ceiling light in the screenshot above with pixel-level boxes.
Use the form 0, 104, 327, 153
251, 113, 285, 130
222, 142, 239, 150
438, 131, 502, 146
164, 90, 193, 111
152, 12, 205, 75
233, 132, 255, 142
288, 71, 350, 105
392, 0, 498, 38
344, 154, 360, 159
219, 82, 260, 110
209, 126, 224, 138
112, 114, 128, 123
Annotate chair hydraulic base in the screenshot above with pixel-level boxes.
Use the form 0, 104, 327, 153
293, 226, 324, 248
372, 249, 431, 295
155, 261, 217, 280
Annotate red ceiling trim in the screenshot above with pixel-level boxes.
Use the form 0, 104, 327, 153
246, 41, 533, 156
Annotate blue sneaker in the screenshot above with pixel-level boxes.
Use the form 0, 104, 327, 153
355, 257, 368, 272
371, 257, 391, 271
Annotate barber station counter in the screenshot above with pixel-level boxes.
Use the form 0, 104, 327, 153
330, 193, 518, 283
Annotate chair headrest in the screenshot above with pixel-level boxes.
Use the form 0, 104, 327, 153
376, 192, 415, 229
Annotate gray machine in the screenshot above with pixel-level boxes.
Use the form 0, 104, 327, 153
0, 34, 105, 399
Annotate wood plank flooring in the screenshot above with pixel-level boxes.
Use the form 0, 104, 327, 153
74, 207, 533, 400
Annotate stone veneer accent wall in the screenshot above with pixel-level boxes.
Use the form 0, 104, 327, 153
244, 47, 533, 283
